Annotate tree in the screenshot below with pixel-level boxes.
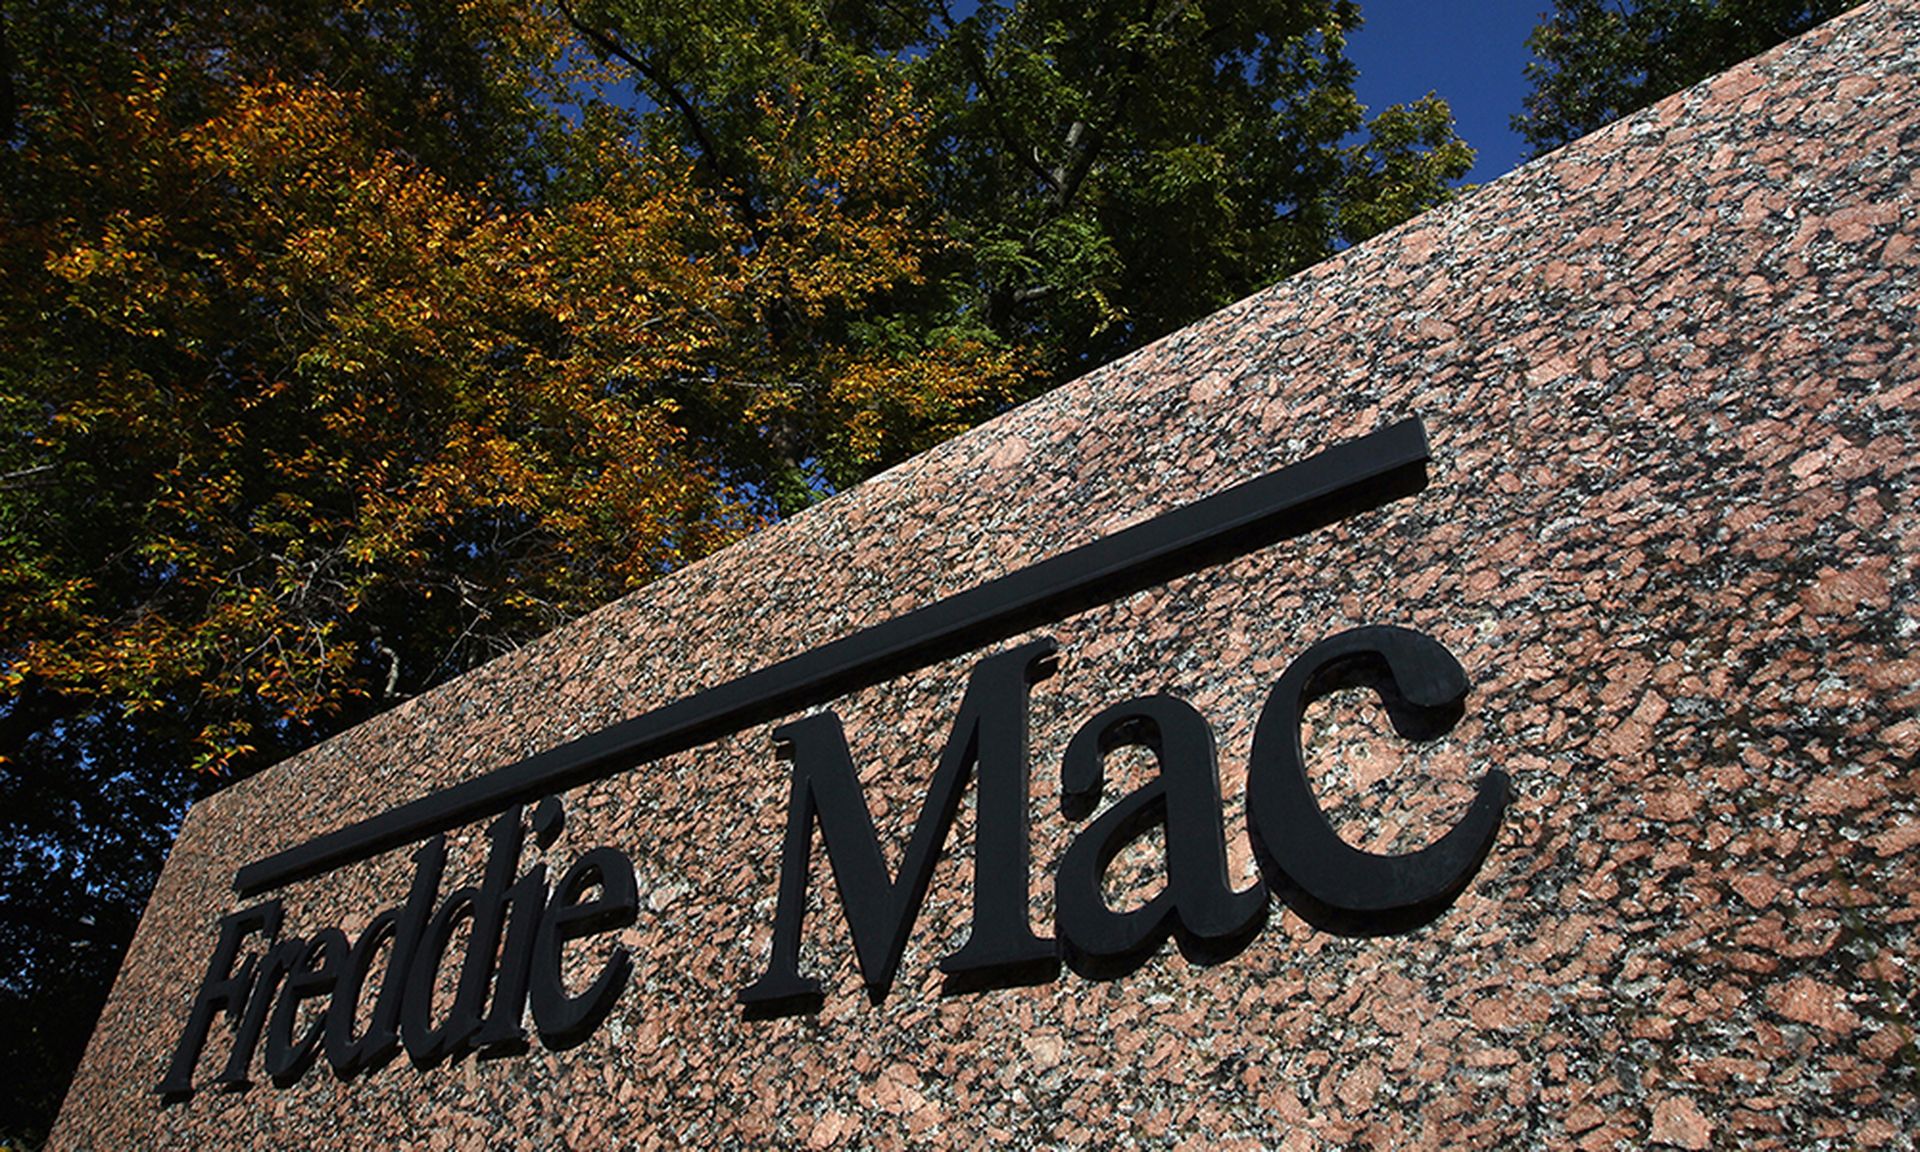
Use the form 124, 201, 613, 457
555, 0, 1034, 502
0, 4, 572, 1139
1, 683, 205, 1144
1514, 0, 1856, 155
913, 0, 1474, 375
562, 0, 1474, 390
0, 0, 1003, 809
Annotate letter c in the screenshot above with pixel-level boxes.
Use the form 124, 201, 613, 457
1246, 625, 1508, 935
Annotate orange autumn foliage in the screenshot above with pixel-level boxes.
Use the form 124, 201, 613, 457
1, 10, 1024, 776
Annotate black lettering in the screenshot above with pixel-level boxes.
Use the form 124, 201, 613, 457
323, 907, 396, 1075
155, 901, 283, 1098
213, 935, 306, 1090
529, 847, 637, 1049
449, 804, 530, 1050
1245, 625, 1508, 934
737, 640, 1057, 1015
264, 929, 347, 1087
469, 864, 549, 1056
400, 885, 477, 1069
1054, 696, 1266, 977
322, 835, 445, 1078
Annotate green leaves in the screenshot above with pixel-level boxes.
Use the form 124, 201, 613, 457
1515, 0, 1854, 155
903, 0, 1472, 373
1339, 96, 1475, 245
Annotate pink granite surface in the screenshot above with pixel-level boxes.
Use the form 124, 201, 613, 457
53, 2, 1919, 1148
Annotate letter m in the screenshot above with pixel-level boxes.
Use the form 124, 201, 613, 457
738, 640, 1056, 1014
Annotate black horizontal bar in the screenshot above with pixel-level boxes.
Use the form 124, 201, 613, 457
234, 418, 1431, 896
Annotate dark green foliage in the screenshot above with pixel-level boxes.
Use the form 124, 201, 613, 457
914, 0, 1472, 375
1515, 0, 1855, 155
566, 0, 1474, 384
0, 687, 213, 1146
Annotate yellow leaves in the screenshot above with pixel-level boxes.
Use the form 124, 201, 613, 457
0, 559, 98, 646
823, 340, 1028, 475
191, 737, 259, 776
3, 3, 1008, 781
730, 81, 931, 319
184, 79, 370, 188
45, 210, 198, 340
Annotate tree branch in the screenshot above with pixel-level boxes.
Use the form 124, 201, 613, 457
940, 1, 1062, 197
370, 629, 402, 698
0, 463, 57, 490
555, 0, 762, 229
1049, 1, 1199, 214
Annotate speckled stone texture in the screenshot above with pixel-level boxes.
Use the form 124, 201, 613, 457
52, 3, 1920, 1148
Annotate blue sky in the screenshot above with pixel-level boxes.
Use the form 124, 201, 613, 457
1348, 1, 1550, 184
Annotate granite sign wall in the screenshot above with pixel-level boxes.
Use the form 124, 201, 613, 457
54, 1, 1918, 1147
